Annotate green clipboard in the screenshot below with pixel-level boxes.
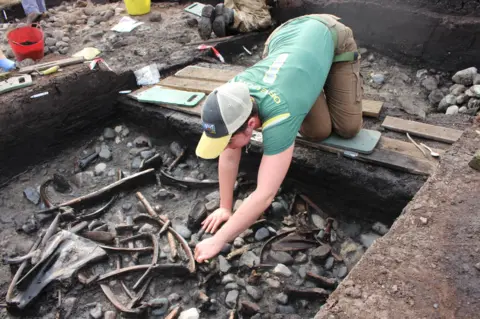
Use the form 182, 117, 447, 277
135, 86, 205, 107
184, 2, 205, 17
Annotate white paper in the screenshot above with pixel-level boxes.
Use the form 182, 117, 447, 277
134, 64, 160, 86
111, 16, 144, 33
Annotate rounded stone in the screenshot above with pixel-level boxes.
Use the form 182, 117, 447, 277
311, 245, 332, 262
94, 163, 107, 176
337, 265, 348, 278
324, 256, 335, 270
103, 127, 115, 139
446, 105, 459, 115
246, 285, 263, 301
273, 263, 292, 277
149, 12, 162, 22
254, 227, 270, 241
233, 237, 245, 248
450, 84, 466, 95
149, 297, 169, 316
371, 73, 385, 85
269, 251, 294, 265
428, 89, 444, 105
275, 292, 288, 305
452, 67, 477, 85
225, 290, 239, 308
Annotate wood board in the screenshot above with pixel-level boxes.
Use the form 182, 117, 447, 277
296, 137, 435, 176
158, 77, 219, 94
362, 100, 383, 118
122, 96, 436, 176
379, 136, 445, 160
19, 57, 85, 74
161, 66, 384, 118
175, 65, 239, 82
381, 116, 463, 144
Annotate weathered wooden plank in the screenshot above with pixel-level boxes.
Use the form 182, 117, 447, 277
381, 116, 463, 144
159, 73, 384, 118
379, 136, 445, 160
170, 66, 383, 118
362, 100, 383, 118
296, 138, 435, 176
19, 57, 85, 74
175, 65, 239, 82
158, 77, 219, 94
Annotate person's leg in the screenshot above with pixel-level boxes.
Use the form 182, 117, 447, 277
22, 0, 44, 24
299, 92, 332, 141
212, 3, 234, 38
324, 60, 363, 138
323, 17, 363, 138
36, 0, 46, 13
21, 0, 39, 15
198, 4, 215, 40
217, 0, 271, 36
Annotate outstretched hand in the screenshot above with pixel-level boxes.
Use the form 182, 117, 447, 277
194, 236, 225, 263
201, 207, 232, 234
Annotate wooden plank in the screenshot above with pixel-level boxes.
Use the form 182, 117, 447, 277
381, 116, 463, 144
379, 136, 445, 160
19, 57, 85, 74
124, 93, 434, 176
296, 138, 434, 176
158, 77, 219, 94
175, 65, 240, 83
362, 100, 383, 118
175, 66, 383, 119
159, 74, 384, 118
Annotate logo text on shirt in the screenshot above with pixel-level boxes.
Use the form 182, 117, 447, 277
263, 53, 289, 84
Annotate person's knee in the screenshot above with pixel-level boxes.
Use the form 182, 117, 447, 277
300, 124, 332, 142
334, 119, 362, 138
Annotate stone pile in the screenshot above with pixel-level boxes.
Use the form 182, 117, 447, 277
429, 67, 480, 115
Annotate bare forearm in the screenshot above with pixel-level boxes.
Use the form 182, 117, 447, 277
0, 50, 6, 60
218, 148, 241, 210
214, 190, 272, 243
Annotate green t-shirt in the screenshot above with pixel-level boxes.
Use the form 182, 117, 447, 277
231, 17, 334, 155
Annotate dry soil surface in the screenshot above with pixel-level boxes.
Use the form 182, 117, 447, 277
315, 123, 480, 319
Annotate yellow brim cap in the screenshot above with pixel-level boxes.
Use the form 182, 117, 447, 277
195, 132, 232, 159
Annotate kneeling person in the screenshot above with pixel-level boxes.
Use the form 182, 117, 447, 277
194, 14, 363, 262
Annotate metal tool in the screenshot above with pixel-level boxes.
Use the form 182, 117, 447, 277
406, 133, 428, 158
420, 143, 440, 158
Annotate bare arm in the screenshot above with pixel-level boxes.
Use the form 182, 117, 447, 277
218, 147, 242, 210
201, 147, 242, 233
214, 145, 294, 243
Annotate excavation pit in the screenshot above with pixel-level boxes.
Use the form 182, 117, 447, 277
0, 58, 430, 318
0, 1, 479, 317
0, 107, 414, 318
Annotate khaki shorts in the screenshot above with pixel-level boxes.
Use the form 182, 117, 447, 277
263, 14, 364, 140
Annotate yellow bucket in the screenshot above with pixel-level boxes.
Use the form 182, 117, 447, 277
124, 0, 151, 15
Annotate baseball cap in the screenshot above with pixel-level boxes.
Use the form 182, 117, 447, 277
196, 82, 252, 159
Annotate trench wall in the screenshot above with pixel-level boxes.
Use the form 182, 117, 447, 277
272, 0, 480, 71
0, 68, 136, 187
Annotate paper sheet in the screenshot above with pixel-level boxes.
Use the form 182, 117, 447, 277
111, 16, 144, 33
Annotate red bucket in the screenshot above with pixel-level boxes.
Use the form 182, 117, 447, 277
7, 26, 45, 62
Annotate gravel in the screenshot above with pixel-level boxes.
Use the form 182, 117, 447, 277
273, 263, 292, 277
